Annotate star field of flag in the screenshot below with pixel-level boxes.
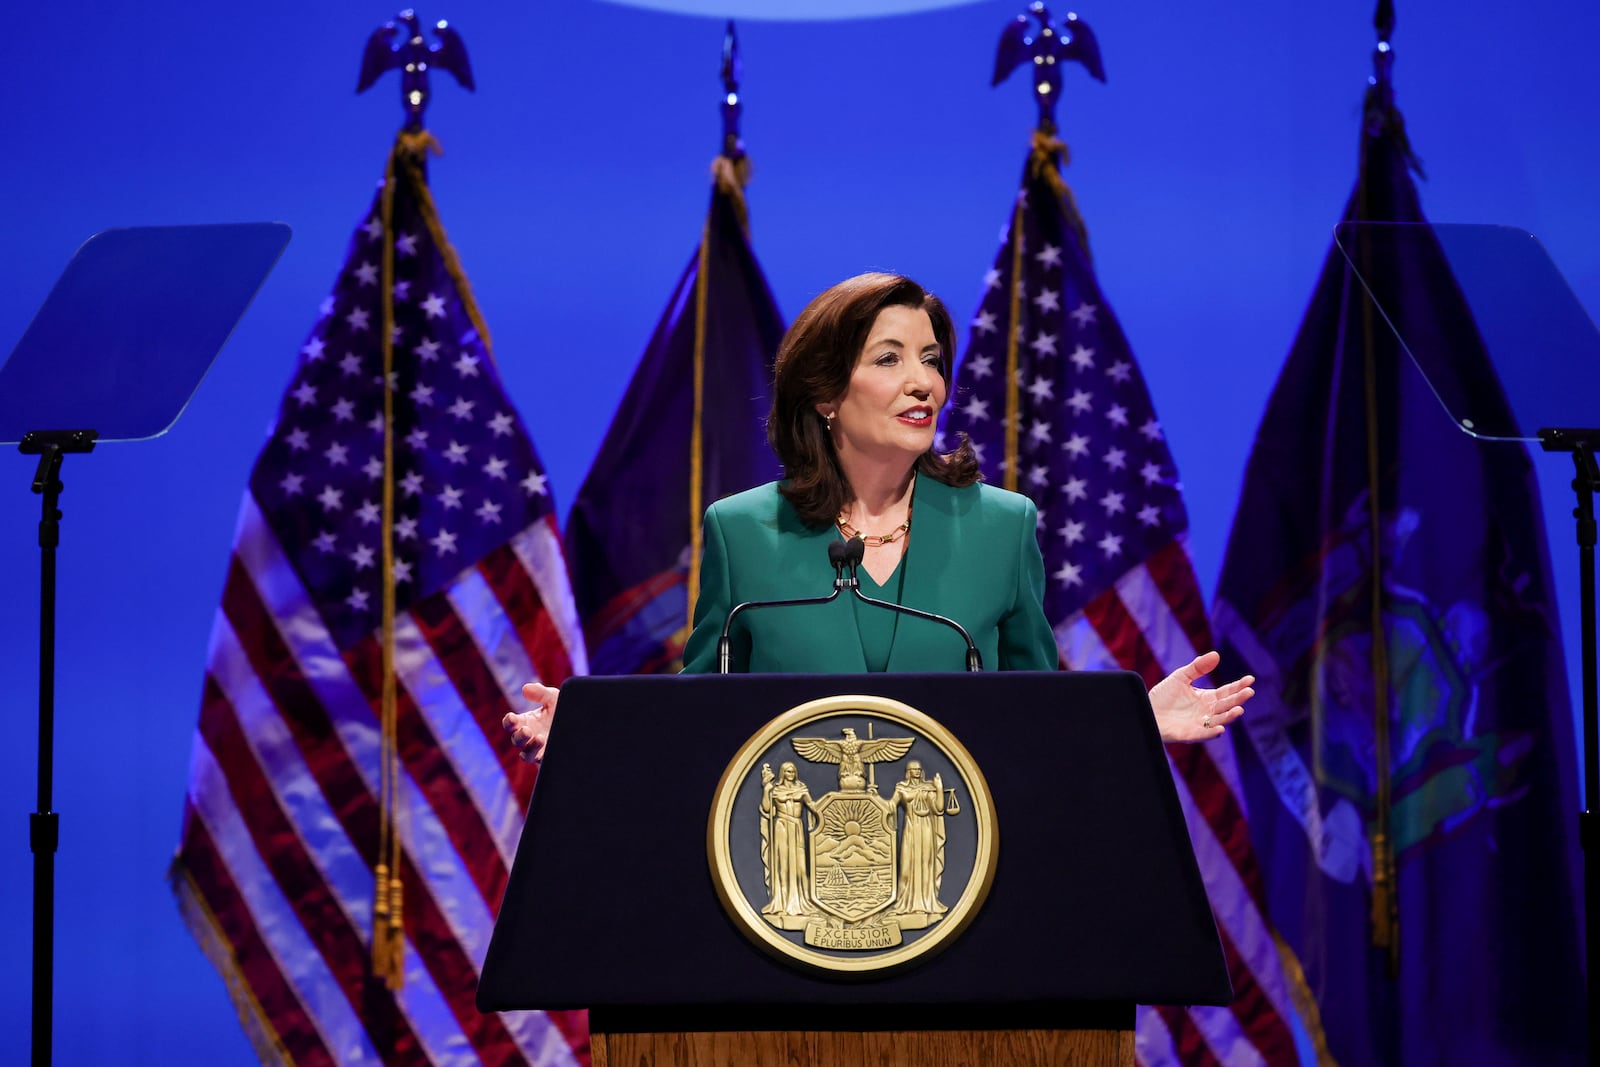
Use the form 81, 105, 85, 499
943, 192, 1193, 625
250, 197, 555, 652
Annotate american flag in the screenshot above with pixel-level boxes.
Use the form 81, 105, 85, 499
171, 131, 590, 1066
942, 131, 1305, 1067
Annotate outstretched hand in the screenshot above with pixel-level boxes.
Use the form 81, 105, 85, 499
501, 681, 561, 764
1148, 650, 1253, 744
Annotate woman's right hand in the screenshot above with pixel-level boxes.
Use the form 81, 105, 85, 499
502, 681, 561, 763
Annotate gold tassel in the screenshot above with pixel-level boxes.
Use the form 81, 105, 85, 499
366, 131, 499, 988
370, 133, 407, 992
381, 870, 405, 989
388, 871, 404, 938
1369, 827, 1399, 966
371, 862, 402, 984
1001, 127, 1096, 489
710, 153, 752, 234
395, 133, 499, 369
396, 128, 444, 161
1026, 129, 1093, 261
1002, 194, 1024, 493
373, 861, 390, 921
1353, 106, 1401, 971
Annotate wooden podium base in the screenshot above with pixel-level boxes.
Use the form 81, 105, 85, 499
591, 1028, 1134, 1066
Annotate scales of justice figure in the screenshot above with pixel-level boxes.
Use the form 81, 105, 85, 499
757, 727, 960, 936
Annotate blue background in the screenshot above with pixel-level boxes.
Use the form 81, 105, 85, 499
4, 1, 1597, 1062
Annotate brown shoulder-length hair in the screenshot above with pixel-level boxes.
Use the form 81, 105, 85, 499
768, 272, 980, 526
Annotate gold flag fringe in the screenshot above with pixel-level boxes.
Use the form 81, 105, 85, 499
1274, 933, 1343, 1067
170, 859, 295, 1066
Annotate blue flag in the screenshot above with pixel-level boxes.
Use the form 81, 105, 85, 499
566, 160, 783, 675
1209, 80, 1586, 1064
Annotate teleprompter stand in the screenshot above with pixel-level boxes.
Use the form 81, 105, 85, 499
1540, 426, 1600, 1054
1335, 221, 1600, 1055
1, 223, 291, 1067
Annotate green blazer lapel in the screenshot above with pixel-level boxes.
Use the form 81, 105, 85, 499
775, 492, 869, 674
813, 522, 870, 674
885, 476, 960, 673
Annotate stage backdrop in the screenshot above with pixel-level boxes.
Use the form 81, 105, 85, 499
3, 1, 1597, 1063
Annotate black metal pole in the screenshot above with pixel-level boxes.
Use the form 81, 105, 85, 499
29, 443, 64, 1067
1571, 443, 1599, 1059
1537, 427, 1600, 1055
19, 430, 94, 1067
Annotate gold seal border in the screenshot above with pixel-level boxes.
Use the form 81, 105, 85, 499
706, 693, 999, 975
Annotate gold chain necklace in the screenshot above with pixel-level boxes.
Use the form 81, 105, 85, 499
836, 506, 912, 547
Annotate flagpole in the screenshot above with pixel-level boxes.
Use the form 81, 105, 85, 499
1539, 428, 1600, 1052
21, 430, 94, 1067
1574, 443, 1599, 1057
689, 22, 752, 625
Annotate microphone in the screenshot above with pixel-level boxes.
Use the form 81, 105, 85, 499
716, 542, 856, 674
828, 537, 862, 583
840, 536, 984, 672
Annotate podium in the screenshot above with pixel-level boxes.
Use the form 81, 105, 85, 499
478, 672, 1231, 1066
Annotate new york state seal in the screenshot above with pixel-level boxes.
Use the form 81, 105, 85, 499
707, 695, 997, 974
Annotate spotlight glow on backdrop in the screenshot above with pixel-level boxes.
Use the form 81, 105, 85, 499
594, 0, 991, 19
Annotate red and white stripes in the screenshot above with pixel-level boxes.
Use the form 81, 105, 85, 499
174, 495, 589, 1066
1055, 535, 1303, 1067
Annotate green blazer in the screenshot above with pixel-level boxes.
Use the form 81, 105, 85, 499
680, 478, 1058, 674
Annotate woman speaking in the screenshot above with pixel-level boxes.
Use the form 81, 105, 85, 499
505, 273, 1251, 758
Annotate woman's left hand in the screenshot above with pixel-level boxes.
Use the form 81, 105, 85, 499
501, 681, 560, 764
1148, 650, 1254, 744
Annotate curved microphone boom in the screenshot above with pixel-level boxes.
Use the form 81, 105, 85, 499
840, 536, 984, 672
715, 541, 856, 674
715, 537, 983, 672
